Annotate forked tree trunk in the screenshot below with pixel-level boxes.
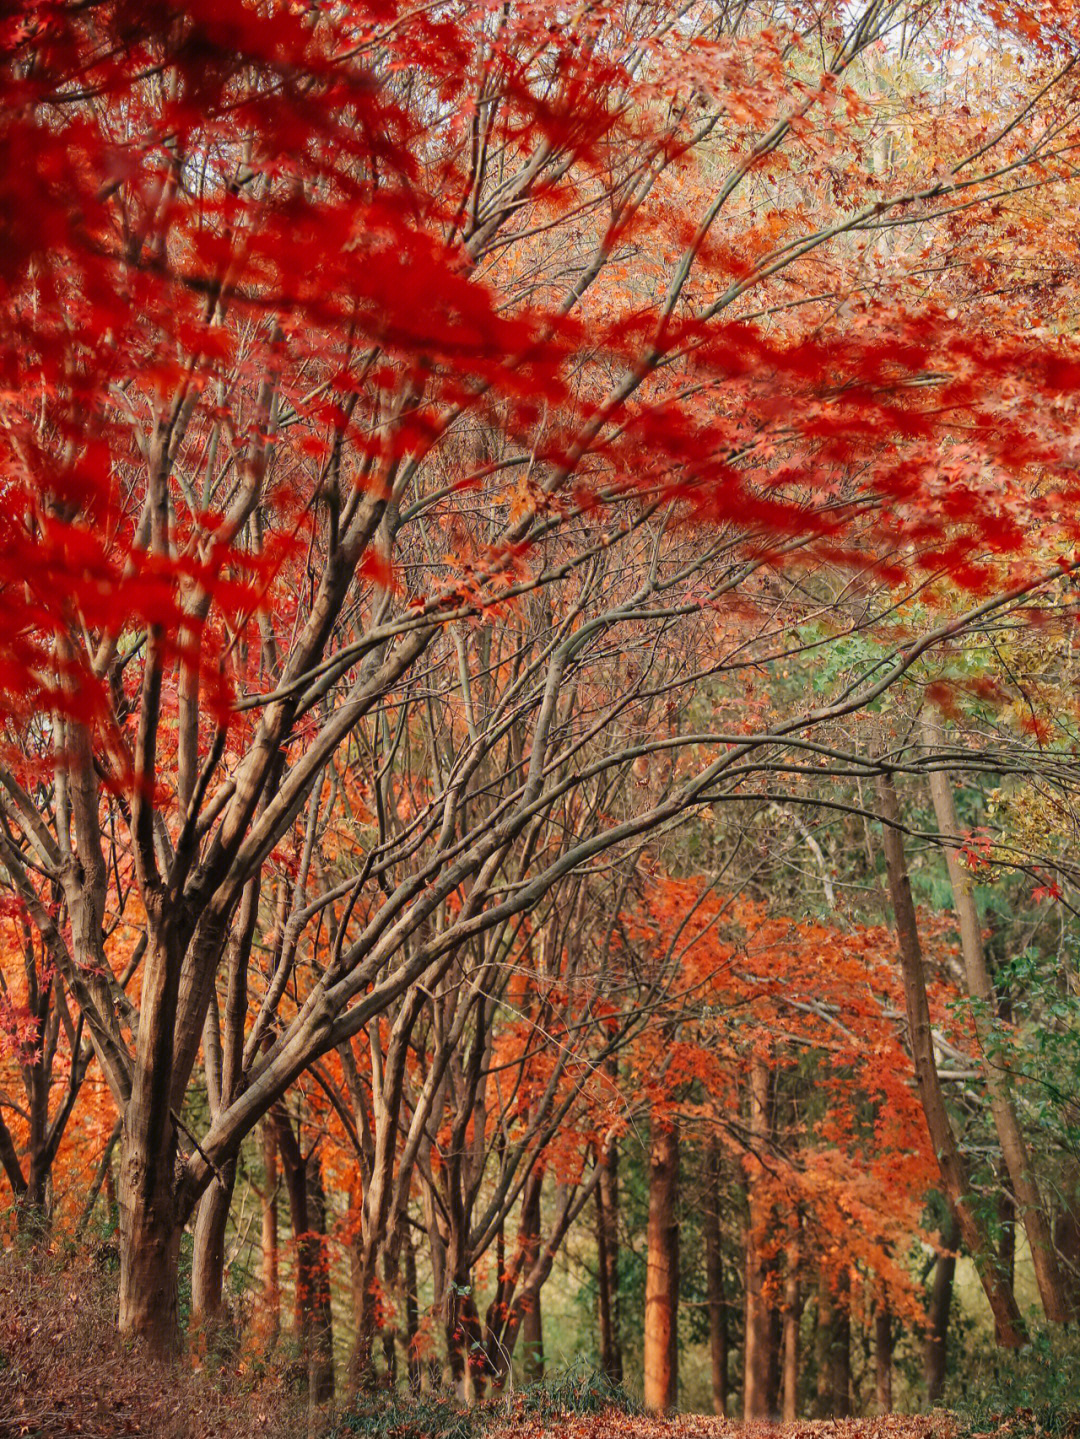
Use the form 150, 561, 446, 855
743, 1060, 772, 1421
643, 1117, 678, 1414
924, 722, 1070, 1323
926, 1214, 960, 1405
877, 773, 1025, 1347
596, 1128, 622, 1385
705, 1137, 728, 1417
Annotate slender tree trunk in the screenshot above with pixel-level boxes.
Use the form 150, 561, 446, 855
404, 1226, 422, 1392
926, 1214, 960, 1405
1054, 1168, 1080, 1320
815, 1277, 833, 1419
521, 1287, 544, 1382
261, 1121, 280, 1348
996, 1175, 1017, 1343
877, 773, 1025, 1346
924, 722, 1070, 1323
277, 1115, 334, 1402
643, 1117, 679, 1414
781, 1252, 801, 1422
191, 1162, 237, 1331
875, 1303, 893, 1414
766, 1300, 782, 1419
596, 1128, 622, 1385
519, 1177, 544, 1382
829, 1273, 851, 1419
705, 1137, 728, 1417
743, 1060, 771, 1421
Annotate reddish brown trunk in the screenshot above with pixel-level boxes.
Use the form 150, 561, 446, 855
643, 1117, 678, 1414
743, 1060, 771, 1421
877, 773, 1025, 1347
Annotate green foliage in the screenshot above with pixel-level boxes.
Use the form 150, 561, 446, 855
333, 1392, 476, 1439
512, 1362, 641, 1420
332, 1365, 639, 1439
954, 1327, 1080, 1438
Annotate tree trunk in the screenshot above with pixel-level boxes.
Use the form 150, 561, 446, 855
596, 1128, 622, 1385
643, 1117, 678, 1414
781, 1253, 801, 1422
743, 1060, 771, 1421
117, 1106, 182, 1359
829, 1299, 851, 1419
518, 1175, 544, 1383
705, 1137, 728, 1417
815, 1277, 833, 1419
877, 773, 1025, 1346
1054, 1170, 1080, 1320
926, 1214, 960, 1406
404, 1226, 422, 1392
766, 1300, 782, 1419
261, 1121, 280, 1348
521, 1286, 544, 1382
276, 1114, 334, 1401
924, 722, 1070, 1324
875, 1303, 893, 1414
191, 1163, 237, 1332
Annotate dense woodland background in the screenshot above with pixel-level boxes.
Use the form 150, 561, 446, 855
4, 0, 1080, 1431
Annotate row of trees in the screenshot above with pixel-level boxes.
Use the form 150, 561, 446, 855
3, 0, 1080, 1409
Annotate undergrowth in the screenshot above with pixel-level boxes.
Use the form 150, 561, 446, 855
332, 1362, 640, 1439
953, 1327, 1080, 1439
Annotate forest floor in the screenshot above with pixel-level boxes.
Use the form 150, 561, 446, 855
482, 1415, 956, 1439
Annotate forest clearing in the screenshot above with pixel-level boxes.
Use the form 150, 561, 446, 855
4, 0, 1080, 1434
